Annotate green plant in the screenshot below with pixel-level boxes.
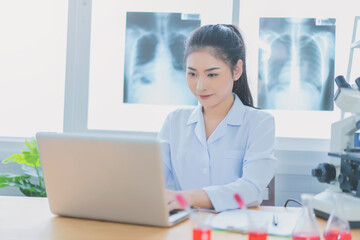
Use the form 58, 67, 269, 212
0, 139, 46, 197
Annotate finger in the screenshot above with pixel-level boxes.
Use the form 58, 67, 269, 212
165, 190, 177, 203
165, 191, 174, 204
167, 200, 181, 212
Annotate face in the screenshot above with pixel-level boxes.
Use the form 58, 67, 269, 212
186, 49, 243, 111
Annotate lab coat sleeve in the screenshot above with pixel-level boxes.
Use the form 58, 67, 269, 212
203, 112, 277, 212
157, 114, 174, 188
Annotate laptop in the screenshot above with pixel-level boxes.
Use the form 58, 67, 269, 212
36, 132, 188, 227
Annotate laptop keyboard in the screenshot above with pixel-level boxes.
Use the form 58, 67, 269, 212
169, 209, 183, 216
168, 210, 189, 224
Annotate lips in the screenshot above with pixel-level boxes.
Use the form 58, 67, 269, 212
198, 94, 213, 100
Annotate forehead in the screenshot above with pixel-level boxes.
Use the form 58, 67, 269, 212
186, 48, 228, 69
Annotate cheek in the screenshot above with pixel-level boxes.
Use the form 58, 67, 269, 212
186, 78, 195, 91
226, 75, 236, 87
216, 77, 233, 89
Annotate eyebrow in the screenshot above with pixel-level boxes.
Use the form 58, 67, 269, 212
187, 67, 221, 72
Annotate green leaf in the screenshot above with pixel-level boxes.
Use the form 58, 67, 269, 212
0, 174, 46, 197
2, 139, 40, 167
2, 153, 25, 164
0, 139, 46, 197
22, 151, 40, 166
0, 174, 31, 188
24, 139, 37, 152
18, 180, 47, 197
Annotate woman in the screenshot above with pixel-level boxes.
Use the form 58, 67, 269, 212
158, 24, 277, 212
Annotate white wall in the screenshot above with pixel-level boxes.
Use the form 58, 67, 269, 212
274, 149, 328, 206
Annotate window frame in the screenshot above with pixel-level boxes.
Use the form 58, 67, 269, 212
63, 0, 241, 136
0, 0, 331, 153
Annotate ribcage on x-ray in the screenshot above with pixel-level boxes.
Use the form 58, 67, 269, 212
267, 34, 323, 92
258, 17, 335, 110
298, 36, 322, 90
136, 34, 158, 66
169, 33, 187, 71
267, 35, 291, 90
124, 12, 200, 105
135, 33, 186, 71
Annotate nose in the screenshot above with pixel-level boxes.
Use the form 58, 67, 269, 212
196, 75, 207, 91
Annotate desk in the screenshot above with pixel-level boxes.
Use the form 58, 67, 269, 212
0, 196, 359, 240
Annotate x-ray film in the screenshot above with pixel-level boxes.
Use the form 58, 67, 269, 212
258, 18, 336, 110
123, 12, 200, 105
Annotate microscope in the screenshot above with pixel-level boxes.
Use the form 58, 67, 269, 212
311, 75, 360, 228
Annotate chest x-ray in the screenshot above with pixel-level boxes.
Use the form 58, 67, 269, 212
258, 18, 335, 111
123, 12, 200, 105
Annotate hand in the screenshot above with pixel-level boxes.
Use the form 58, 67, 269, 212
165, 189, 191, 212
165, 189, 213, 212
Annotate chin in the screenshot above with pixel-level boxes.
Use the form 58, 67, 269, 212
198, 100, 213, 108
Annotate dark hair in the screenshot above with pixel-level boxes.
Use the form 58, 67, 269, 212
184, 24, 254, 108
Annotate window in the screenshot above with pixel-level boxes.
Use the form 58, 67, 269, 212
67, 0, 360, 140
87, 0, 234, 133
239, 0, 360, 139
0, 0, 68, 138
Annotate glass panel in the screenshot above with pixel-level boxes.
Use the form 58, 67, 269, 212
239, 0, 359, 139
88, 0, 233, 132
0, 0, 67, 137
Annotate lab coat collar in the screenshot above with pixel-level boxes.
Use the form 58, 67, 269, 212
186, 94, 246, 126
186, 94, 246, 146
186, 104, 202, 125
226, 94, 246, 126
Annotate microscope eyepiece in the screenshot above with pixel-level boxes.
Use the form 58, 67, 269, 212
355, 76, 360, 90
335, 75, 351, 89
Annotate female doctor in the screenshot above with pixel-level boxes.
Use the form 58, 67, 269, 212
158, 24, 277, 212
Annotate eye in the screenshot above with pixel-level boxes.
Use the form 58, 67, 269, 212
208, 73, 218, 78
187, 72, 196, 77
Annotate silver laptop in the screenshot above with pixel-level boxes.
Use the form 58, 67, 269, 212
36, 132, 188, 227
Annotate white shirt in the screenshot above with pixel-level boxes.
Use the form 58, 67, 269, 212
158, 94, 277, 212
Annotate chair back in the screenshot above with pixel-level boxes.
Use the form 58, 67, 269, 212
261, 177, 275, 206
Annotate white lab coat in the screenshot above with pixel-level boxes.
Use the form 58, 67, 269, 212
158, 94, 277, 212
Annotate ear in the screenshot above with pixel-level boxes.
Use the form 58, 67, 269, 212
233, 59, 243, 81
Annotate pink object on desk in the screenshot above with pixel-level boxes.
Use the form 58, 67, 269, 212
234, 193, 245, 208
176, 194, 188, 209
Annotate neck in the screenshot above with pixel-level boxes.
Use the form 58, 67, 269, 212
203, 95, 235, 120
